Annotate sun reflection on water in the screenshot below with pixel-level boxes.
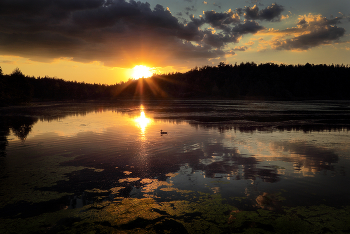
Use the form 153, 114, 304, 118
134, 106, 152, 135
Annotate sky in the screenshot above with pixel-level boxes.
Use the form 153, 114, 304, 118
0, 0, 349, 84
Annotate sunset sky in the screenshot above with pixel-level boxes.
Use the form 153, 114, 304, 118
0, 0, 349, 84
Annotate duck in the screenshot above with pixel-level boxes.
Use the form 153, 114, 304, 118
160, 130, 167, 134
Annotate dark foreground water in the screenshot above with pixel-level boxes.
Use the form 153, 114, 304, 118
1, 100, 350, 233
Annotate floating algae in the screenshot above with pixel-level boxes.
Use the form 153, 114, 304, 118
1, 186, 350, 234
229, 205, 350, 234
0, 152, 88, 207
255, 192, 285, 211
0, 190, 234, 233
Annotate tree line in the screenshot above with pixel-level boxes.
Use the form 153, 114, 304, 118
1, 62, 350, 106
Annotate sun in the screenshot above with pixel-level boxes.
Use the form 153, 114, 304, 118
132, 65, 153, 79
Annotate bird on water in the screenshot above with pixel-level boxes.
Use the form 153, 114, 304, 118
160, 130, 167, 134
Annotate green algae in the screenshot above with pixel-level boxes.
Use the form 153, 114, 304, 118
0, 152, 89, 207
2, 190, 350, 234
85, 188, 109, 193
0, 190, 233, 234
1, 180, 350, 234
0, 146, 109, 208
2, 157, 349, 234
229, 205, 350, 234
231, 196, 247, 202
59, 192, 234, 234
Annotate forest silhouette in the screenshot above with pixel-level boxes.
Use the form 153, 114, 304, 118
1, 62, 350, 105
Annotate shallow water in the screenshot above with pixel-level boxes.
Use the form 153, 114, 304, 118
1, 100, 350, 233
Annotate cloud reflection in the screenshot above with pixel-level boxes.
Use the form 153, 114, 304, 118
180, 142, 280, 183
271, 141, 339, 174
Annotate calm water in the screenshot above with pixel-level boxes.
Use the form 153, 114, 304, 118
1, 100, 350, 233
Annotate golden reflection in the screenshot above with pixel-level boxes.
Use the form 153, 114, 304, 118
134, 106, 152, 134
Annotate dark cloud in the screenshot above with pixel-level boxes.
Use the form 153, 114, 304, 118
327, 17, 343, 25
274, 14, 346, 50
297, 18, 307, 27
232, 20, 265, 34
55, 0, 107, 11
0, 0, 210, 67
259, 4, 284, 21
276, 26, 345, 50
172, 41, 225, 60
203, 31, 239, 47
0, 0, 268, 68
244, 5, 259, 20
236, 8, 244, 16
189, 11, 264, 48
243, 4, 284, 21
0, 0, 106, 20
204, 10, 240, 31
297, 15, 344, 27
178, 21, 205, 41
233, 46, 248, 51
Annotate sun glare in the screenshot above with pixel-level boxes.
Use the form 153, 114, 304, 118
132, 65, 153, 79
134, 106, 152, 134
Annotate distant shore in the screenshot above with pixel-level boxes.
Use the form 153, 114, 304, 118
1, 62, 350, 107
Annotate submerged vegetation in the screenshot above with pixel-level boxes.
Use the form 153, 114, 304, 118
1, 191, 350, 233
1, 62, 350, 106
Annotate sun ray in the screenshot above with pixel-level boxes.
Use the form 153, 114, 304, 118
144, 77, 168, 98
135, 77, 144, 96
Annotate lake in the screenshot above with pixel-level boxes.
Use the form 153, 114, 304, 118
1, 100, 350, 233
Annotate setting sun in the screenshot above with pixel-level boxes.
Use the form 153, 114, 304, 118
132, 65, 153, 79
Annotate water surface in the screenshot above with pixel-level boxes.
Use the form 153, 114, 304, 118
1, 100, 350, 233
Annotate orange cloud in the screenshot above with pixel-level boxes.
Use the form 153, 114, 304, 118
251, 13, 348, 52
271, 13, 346, 50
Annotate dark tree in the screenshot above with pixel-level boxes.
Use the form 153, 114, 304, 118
1, 63, 349, 104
